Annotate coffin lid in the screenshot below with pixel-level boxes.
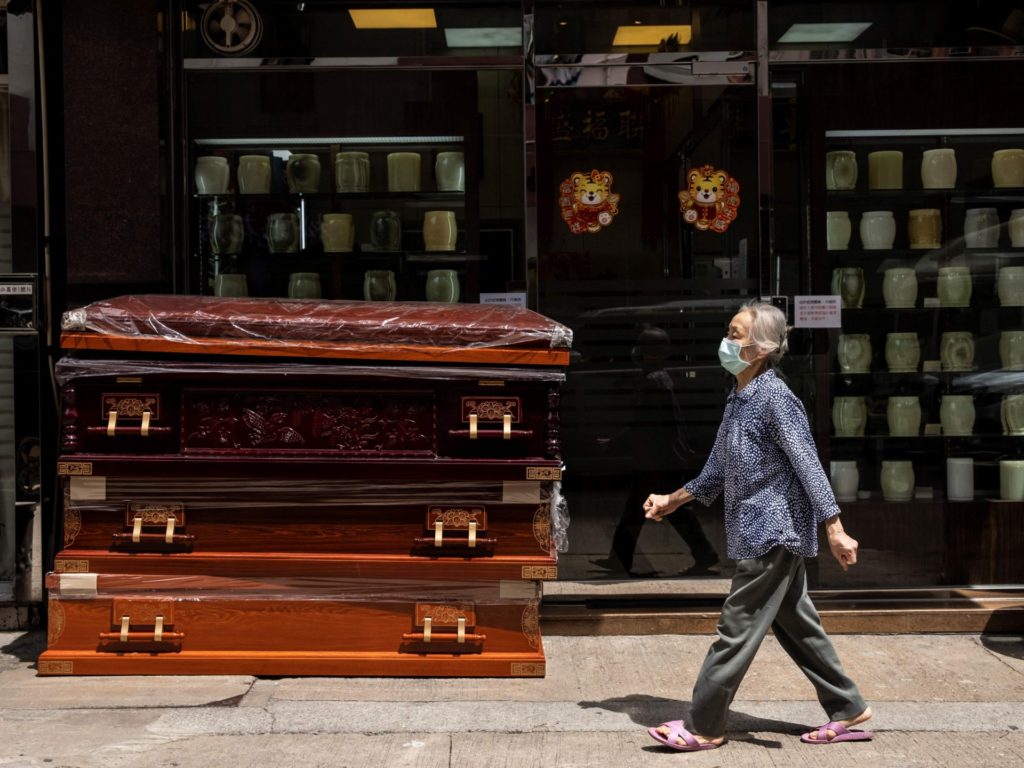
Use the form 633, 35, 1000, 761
61, 295, 573, 366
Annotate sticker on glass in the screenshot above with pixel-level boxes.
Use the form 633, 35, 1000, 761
559, 170, 621, 234
678, 165, 740, 233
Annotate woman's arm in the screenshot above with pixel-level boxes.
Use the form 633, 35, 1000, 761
768, 385, 859, 568
766, 388, 842, 525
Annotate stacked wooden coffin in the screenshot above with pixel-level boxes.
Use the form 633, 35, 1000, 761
39, 296, 571, 676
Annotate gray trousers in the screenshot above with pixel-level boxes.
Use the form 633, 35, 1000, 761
689, 545, 867, 738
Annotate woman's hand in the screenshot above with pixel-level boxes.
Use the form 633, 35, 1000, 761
828, 530, 859, 571
644, 493, 678, 521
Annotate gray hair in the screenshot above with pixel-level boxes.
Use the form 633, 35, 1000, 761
740, 300, 789, 368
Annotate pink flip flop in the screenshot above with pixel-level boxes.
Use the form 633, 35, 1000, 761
800, 721, 874, 744
648, 720, 721, 751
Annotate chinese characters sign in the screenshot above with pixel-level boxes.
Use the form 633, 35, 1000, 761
678, 165, 741, 233
558, 170, 622, 234
794, 295, 842, 328
549, 108, 645, 147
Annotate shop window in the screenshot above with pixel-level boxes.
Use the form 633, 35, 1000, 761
536, 80, 758, 582
770, 60, 1024, 588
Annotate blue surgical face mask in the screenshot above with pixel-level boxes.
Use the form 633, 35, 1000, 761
718, 338, 751, 375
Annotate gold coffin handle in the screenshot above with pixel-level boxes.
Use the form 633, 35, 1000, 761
103, 408, 155, 438
431, 521, 478, 549
503, 413, 511, 440
129, 515, 178, 546
469, 413, 478, 440
102, 614, 183, 644
402, 615, 485, 644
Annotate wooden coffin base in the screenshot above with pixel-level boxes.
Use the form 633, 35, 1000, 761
37, 649, 547, 677
40, 577, 546, 677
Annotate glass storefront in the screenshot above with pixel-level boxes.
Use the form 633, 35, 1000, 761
771, 59, 1024, 589
180, 1, 525, 307
159, 1, 1024, 596
0, 4, 44, 612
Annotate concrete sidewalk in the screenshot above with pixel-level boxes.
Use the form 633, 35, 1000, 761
2, 630, 1024, 767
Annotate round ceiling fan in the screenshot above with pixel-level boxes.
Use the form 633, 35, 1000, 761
201, 0, 263, 56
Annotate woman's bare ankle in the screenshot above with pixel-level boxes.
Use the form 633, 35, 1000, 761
842, 706, 872, 727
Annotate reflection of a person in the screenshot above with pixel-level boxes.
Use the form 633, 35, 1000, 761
594, 328, 719, 577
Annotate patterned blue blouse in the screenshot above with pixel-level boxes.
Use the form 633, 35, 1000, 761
684, 368, 840, 560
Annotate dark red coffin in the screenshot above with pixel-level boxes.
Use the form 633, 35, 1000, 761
57, 358, 565, 461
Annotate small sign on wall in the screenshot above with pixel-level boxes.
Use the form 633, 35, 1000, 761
0, 273, 37, 331
480, 292, 527, 308
794, 295, 842, 328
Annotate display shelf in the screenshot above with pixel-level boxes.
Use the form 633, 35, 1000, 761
194, 191, 466, 203
828, 248, 1024, 260
826, 187, 1024, 202
819, 129, 1024, 522
405, 252, 486, 263
189, 133, 480, 299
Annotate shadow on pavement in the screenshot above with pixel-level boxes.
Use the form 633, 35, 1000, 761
577, 693, 804, 743
1, 629, 45, 663
979, 633, 1024, 660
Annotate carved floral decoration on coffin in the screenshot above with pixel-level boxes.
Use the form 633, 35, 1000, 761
183, 392, 433, 454
678, 165, 740, 233
558, 169, 621, 234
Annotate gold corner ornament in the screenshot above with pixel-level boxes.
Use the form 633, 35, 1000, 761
678, 165, 740, 233
55, 559, 89, 574
521, 565, 557, 580
510, 662, 545, 677
38, 660, 74, 675
526, 466, 561, 481
559, 169, 621, 234
58, 461, 93, 476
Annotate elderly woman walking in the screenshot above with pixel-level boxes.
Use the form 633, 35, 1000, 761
645, 300, 872, 751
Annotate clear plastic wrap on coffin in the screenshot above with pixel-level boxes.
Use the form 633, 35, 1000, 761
60, 295, 572, 365
45, 571, 543, 603
59, 474, 561, 564
545, 479, 570, 554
